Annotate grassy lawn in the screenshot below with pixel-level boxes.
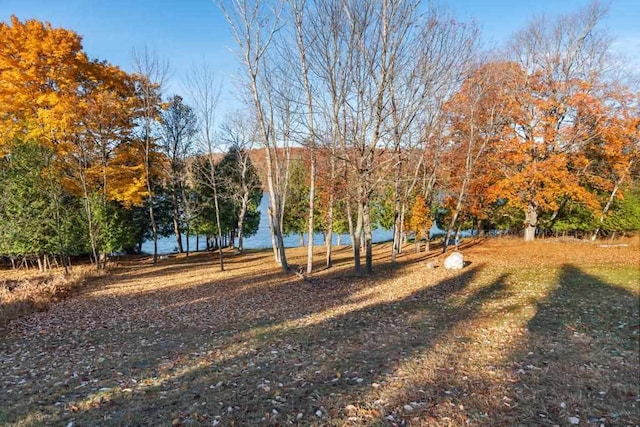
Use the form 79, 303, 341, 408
1, 238, 638, 426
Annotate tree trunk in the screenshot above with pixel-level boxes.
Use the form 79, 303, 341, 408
171, 192, 183, 253
391, 154, 402, 265
398, 200, 407, 255
274, 193, 289, 272
524, 201, 538, 242
237, 194, 248, 253
444, 177, 468, 253
306, 154, 316, 274
443, 210, 458, 254
267, 206, 280, 263
143, 127, 158, 265
350, 199, 363, 275
454, 224, 462, 250
185, 227, 190, 257
363, 198, 373, 275
147, 191, 158, 264
251, 73, 289, 272
82, 188, 100, 268
591, 166, 629, 241
325, 155, 336, 269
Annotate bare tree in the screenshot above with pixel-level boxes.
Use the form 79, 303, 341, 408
186, 63, 225, 271
131, 46, 170, 265
303, 0, 352, 269
334, 0, 423, 274
219, 0, 292, 272
219, 0, 479, 273
385, 8, 479, 261
290, 0, 319, 274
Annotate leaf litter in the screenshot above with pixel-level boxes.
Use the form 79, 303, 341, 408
0, 237, 638, 426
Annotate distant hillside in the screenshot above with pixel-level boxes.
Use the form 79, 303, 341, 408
247, 147, 309, 191
191, 146, 311, 191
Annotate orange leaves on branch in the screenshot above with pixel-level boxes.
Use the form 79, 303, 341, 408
0, 16, 149, 207
0, 16, 86, 147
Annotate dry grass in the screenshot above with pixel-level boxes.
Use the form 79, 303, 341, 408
0, 266, 96, 326
0, 237, 638, 426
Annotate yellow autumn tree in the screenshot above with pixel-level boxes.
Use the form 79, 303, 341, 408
0, 16, 150, 267
408, 194, 432, 253
0, 16, 86, 152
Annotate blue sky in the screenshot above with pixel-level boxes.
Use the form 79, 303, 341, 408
1, 0, 638, 112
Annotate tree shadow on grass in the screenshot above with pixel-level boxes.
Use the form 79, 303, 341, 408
12, 266, 520, 426
504, 264, 640, 426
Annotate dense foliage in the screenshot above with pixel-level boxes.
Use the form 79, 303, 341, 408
0, 17, 262, 269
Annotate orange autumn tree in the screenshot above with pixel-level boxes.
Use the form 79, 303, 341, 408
580, 85, 640, 238
0, 16, 148, 267
441, 61, 519, 250
490, 4, 609, 241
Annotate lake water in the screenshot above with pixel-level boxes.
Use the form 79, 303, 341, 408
142, 194, 396, 254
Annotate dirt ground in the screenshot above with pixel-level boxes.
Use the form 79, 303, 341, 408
1, 237, 638, 426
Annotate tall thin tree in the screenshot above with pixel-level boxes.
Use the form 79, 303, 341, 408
132, 46, 170, 264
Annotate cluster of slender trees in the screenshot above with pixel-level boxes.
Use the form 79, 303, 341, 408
221, 0, 638, 275
0, 17, 263, 271
0, 1, 638, 275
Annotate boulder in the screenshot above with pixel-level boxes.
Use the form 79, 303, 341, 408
444, 251, 464, 270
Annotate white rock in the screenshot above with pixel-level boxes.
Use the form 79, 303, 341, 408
344, 404, 357, 413
296, 413, 303, 420
568, 416, 580, 424
444, 251, 464, 270
403, 404, 414, 412
316, 410, 323, 417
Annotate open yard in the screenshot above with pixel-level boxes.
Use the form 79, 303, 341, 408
1, 238, 638, 426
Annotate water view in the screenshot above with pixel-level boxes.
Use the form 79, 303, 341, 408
142, 194, 395, 254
